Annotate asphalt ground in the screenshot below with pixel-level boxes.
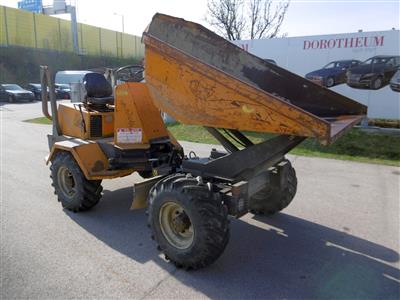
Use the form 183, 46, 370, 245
1, 101, 399, 299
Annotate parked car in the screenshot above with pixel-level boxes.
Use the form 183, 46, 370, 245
55, 84, 71, 99
27, 83, 43, 100
390, 70, 400, 92
27, 83, 71, 100
305, 60, 361, 87
0, 84, 35, 102
346, 55, 400, 90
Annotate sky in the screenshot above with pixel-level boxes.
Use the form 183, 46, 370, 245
0, 0, 399, 38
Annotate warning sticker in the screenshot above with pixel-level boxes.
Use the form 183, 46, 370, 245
117, 128, 142, 143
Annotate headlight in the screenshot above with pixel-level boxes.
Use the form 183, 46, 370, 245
362, 73, 375, 78
307, 75, 322, 80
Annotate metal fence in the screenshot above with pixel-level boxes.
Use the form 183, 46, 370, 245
0, 5, 144, 58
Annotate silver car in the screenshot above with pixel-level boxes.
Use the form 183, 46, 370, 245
390, 70, 400, 92
0, 84, 35, 102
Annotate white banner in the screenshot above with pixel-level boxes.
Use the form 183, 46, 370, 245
236, 30, 400, 120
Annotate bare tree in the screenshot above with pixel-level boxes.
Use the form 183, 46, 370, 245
207, 0, 290, 40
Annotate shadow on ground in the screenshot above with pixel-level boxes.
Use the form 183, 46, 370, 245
66, 186, 400, 299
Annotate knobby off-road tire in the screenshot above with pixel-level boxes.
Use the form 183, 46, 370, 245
249, 159, 297, 215
148, 173, 230, 270
50, 151, 103, 212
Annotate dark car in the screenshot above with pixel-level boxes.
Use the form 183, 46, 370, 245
55, 84, 71, 99
390, 70, 400, 92
27, 83, 42, 100
305, 60, 361, 87
27, 83, 71, 100
0, 84, 35, 102
346, 55, 400, 90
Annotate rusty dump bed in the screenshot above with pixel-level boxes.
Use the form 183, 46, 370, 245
143, 14, 367, 144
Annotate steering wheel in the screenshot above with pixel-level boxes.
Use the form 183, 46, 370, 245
114, 65, 144, 83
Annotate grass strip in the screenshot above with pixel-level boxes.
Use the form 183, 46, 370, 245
24, 117, 400, 166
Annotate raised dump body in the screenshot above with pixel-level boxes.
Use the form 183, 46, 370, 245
143, 14, 367, 145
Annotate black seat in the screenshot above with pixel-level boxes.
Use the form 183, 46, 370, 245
83, 73, 114, 105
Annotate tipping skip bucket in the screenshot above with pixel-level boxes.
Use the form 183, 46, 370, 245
143, 14, 367, 145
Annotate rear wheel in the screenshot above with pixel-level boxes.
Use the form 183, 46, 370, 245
148, 173, 229, 270
249, 159, 297, 215
50, 151, 103, 212
8, 95, 14, 103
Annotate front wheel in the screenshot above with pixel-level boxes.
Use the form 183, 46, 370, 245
148, 173, 230, 270
50, 151, 103, 212
8, 95, 14, 103
326, 77, 335, 87
371, 76, 383, 90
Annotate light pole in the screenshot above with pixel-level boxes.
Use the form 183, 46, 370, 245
43, 1, 79, 54
113, 12, 125, 57
114, 12, 125, 33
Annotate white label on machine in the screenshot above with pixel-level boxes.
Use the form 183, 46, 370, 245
117, 128, 142, 143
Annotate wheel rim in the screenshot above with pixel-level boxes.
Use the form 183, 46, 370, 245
57, 166, 76, 199
159, 201, 194, 249
374, 78, 382, 89
327, 78, 334, 87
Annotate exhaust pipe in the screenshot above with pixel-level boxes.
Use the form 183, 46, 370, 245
40, 66, 61, 136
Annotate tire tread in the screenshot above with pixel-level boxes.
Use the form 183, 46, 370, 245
50, 151, 102, 212
148, 173, 229, 270
249, 159, 297, 215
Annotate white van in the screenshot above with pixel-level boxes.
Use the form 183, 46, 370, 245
55, 70, 93, 102
55, 70, 93, 85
